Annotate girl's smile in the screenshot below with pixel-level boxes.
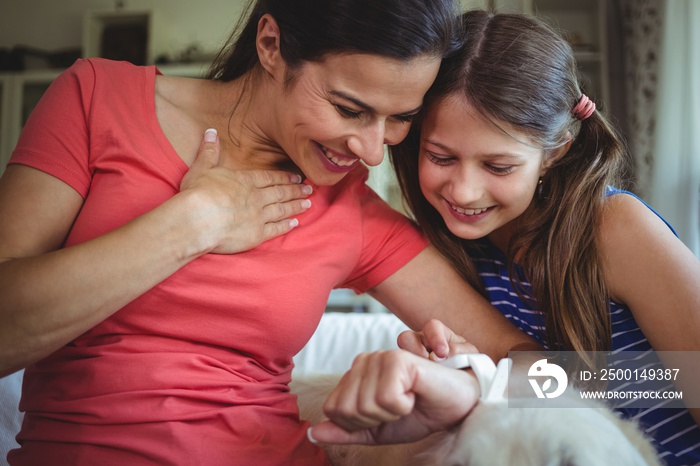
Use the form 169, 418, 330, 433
418, 93, 545, 245
445, 200, 495, 223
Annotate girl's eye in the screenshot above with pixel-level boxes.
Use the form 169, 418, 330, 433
425, 152, 453, 166
486, 164, 515, 175
335, 105, 362, 119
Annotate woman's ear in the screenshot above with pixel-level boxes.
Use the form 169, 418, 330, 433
256, 14, 285, 82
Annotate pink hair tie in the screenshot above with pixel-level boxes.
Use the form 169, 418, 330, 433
572, 94, 596, 120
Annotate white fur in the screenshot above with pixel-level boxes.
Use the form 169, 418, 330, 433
291, 375, 662, 466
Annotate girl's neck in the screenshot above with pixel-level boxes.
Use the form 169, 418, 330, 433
486, 226, 513, 257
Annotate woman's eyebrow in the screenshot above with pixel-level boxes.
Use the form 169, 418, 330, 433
329, 90, 422, 116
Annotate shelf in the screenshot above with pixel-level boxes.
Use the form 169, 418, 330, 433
533, 0, 596, 12
521, 0, 609, 109
83, 10, 153, 66
0, 69, 64, 174
0, 76, 11, 172
157, 62, 210, 78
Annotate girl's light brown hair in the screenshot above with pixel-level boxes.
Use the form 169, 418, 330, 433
391, 10, 631, 370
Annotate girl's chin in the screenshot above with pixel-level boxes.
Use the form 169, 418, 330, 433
442, 215, 493, 241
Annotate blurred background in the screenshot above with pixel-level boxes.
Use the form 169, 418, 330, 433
0, 0, 697, 314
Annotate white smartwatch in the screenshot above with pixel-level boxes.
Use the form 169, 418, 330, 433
438, 353, 511, 403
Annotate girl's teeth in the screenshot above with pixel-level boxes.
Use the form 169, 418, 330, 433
453, 205, 487, 215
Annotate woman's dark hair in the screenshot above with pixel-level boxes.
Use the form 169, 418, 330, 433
391, 11, 632, 372
208, 0, 461, 82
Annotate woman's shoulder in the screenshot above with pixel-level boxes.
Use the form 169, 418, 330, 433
62, 57, 151, 79
46, 58, 154, 106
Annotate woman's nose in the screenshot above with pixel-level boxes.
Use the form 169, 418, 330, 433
347, 122, 388, 167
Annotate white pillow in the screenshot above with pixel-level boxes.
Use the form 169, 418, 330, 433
293, 312, 410, 377
0, 370, 23, 466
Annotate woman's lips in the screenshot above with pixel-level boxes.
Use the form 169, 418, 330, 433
315, 142, 359, 173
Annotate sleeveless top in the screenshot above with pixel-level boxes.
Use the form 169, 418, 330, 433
470, 190, 699, 466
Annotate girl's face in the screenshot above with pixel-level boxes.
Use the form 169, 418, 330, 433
418, 93, 546, 246
272, 53, 441, 186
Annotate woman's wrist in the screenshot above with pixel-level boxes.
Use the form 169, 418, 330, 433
159, 191, 219, 260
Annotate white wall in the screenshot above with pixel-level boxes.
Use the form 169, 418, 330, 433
0, 0, 246, 64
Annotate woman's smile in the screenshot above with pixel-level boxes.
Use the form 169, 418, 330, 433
268, 52, 440, 186
314, 142, 360, 172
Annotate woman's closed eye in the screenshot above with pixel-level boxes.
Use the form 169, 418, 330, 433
336, 105, 415, 124
391, 114, 416, 124
335, 105, 362, 119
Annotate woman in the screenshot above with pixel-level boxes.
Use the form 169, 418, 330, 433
0, 1, 537, 464
387, 10, 700, 465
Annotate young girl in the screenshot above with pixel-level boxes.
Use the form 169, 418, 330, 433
390, 10, 700, 465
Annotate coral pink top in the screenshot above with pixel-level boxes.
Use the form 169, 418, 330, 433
8, 59, 427, 465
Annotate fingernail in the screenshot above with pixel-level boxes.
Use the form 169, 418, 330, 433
302, 185, 313, 195
204, 128, 217, 143
301, 199, 311, 209
289, 218, 299, 228
292, 174, 302, 183
307, 427, 318, 444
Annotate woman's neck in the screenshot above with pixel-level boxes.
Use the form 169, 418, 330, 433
211, 72, 293, 171
156, 69, 293, 172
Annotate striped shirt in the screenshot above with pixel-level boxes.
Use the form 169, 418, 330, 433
470, 191, 699, 466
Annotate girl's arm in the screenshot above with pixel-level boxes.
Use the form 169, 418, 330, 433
368, 245, 542, 363
0, 134, 309, 377
600, 193, 700, 424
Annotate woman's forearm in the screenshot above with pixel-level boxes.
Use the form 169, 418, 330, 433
0, 193, 208, 376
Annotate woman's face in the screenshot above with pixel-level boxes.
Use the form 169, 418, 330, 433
418, 93, 545, 245
272, 53, 440, 186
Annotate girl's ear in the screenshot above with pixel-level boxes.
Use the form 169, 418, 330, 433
256, 14, 285, 82
542, 132, 573, 171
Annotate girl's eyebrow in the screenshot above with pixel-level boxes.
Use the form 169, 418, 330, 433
424, 138, 525, 160
329, 90, 422, 117
424, 138, 454, 153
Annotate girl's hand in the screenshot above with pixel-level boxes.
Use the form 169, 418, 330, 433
309, 349, 479, 445
178, 129, 312, 254
397, 319, 479, 361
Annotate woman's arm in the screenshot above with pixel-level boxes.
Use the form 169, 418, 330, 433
600, 194, 700, 424
368, 245, 542, 362
0, 133, 309, 377
309, 349, 480, 445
